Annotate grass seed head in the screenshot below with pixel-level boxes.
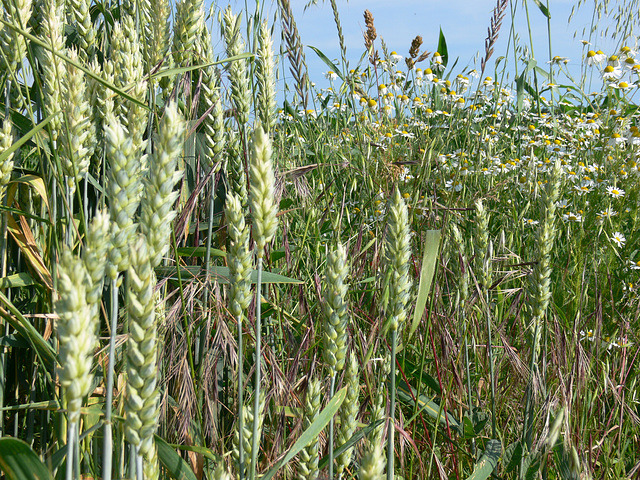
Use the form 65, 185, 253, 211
384, 188, 412, 334
323, 243, 350, 374
55, 250, 95, 423
226, 192, 253, 319
249, 125, 278, 257
125, 236, 160, 457
140, 101, 185, 269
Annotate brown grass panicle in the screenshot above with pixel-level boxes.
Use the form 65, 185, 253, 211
405, 35, 429, 70
480, 0, 509, 76
278, 0, 310, 108
363, 9, 378, 65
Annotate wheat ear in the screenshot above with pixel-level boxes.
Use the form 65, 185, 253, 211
359, 442, 385, 480
248, 124, 278, 480
336, 354, 360, 477
323, 242, 350, 479
172, 0, 204, 68
297, 378, 322, 480
54, 250, 95, 480
61, 48, 95, 195
383, 188, 412, 480
256, 20, 277, 133
40, 0, 65, 144
222, 6, 251, 127
140, 101, 185, 269
125, 237, 160, 476
225, 191, 252, 479
0, 118, 14, 192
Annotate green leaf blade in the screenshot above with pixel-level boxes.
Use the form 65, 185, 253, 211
0, 437, 53, 480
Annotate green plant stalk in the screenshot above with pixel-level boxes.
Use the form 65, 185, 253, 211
485, 290, 497, 439
0, 189, 8, 437
199, 174, 216, 368
250, 257, 263, 480
328, 373, 336, 480
238, 309, 245, 480
65, 420, 76, 480
387, 329, 397, 480
103, 277, 119, 480
136, 445, 143, 480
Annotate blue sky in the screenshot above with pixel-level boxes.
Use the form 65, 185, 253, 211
211, 1, 623, 97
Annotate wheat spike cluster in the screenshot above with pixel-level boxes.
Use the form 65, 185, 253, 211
1, 0, 638, 479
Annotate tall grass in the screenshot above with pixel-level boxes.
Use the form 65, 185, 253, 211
0, 1, 639, 479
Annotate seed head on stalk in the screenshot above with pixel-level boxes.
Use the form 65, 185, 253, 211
297, 378, 322, 480
323, 243, 350, 375
0, 119, 15, 193
125, 237, 160, 458
139, 102, 185, 269
105, 115, 142, 279
383, 188, 412, 334
249, 125, 278, 258
55, 251, 95, 423
225, 192, 253, 319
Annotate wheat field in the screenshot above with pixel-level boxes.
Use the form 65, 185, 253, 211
0, 0, 639, 479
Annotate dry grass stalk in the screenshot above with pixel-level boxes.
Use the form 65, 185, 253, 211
278, 0, 309, 108
480, 0, 509, 76
363, 9, 377, 65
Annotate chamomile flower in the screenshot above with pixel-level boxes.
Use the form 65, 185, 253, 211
580, 329, 595, 342
610, 231, 626, 247
548, 56, 570, 65
586, 49, 607, 66
597, 207, 618, 220
324, 70, 338, 81
390, 51, 403, 62
606, 185, 625, 198
562, 211, 583, 223
523, 218, 539, 227
603, 64, 623, 81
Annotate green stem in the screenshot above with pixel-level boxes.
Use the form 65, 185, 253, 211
65, 420, 76, 480
328, 373, 336, 480
136, 446, 143, 480
103, 277, 119, 480
520, 318, 541, 479
238, 310, 245, 480
250, 257, 263, 480
199, 175, 216, 368
485, 290, 497, 439
387, 329, 397, 480
463, 321, 476, 456
0, 189, 8, 437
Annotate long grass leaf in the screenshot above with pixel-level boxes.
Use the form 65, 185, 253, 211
409, 230, 440, 338
0, 437, 53, 480
261, 387, 347, 480
155, 435, 198, 480
466, 439, 502, 480
0, 291, 56, 371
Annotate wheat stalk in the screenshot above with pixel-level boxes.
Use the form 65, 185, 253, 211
336, 354, 360, 477
139, 101, 185, 269
297, 378, 322, 480
222, 6, 251, 128
39, 0, 65, 144
256, 20, 276, 134
172, 0, 204, 68
125, 237, 160, 476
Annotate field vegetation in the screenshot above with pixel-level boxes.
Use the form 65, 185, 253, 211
0, 0, 639, 479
